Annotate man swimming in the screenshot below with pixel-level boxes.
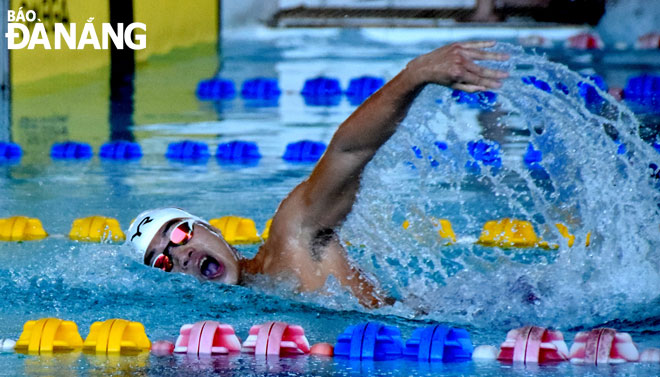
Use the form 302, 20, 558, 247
127, 41, 509, 308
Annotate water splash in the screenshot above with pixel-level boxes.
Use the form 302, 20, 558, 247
342, 43, 660, 330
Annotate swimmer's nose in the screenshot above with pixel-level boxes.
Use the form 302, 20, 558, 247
173, 249, 194, 271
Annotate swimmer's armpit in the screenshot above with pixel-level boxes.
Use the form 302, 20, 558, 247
310, 228, 337, 261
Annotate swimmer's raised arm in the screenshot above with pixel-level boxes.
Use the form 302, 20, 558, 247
259, 42, 508, 308
297, 41, 509, 230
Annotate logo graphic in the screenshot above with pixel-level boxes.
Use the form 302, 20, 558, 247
131, 217, 153, 241
5, 8, 146, 50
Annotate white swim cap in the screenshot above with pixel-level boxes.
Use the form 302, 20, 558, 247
126, 207, 204, 258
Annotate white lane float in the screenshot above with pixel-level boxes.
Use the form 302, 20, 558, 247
640, 348, 660, 363
1, 339, 16, 352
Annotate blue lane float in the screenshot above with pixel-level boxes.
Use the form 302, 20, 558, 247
555, 82, 570, 95
196, 78, 236, 101
624, 74, 660, 113
346, 76, 384, 105
301, 77, 342, 106
451, 90, 497, 110
51, 142, 93, 160
282, 140, 326, 162
523, 142, 550, 180
578, 74, 608, 110
166, 141, 210, 161
521, 75, 552, 93
334, 322, 403, 360
241, 78, 281, 100
99, 141, 142, 160
0, 142, 22, 162
404, 325, 473, 362
215, 141, 261, 163
435, 141, 448, 151
466, 139, 501, 174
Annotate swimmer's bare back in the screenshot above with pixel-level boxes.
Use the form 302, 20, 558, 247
241, 42, 509, 308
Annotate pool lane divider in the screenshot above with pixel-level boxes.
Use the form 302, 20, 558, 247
194, 72, 658, 110
0, 214, 590, 250
69, 216, 126, 242
0, 216, 48, 241
14, 318, 83, 354
174, 321, 241, 355
13, 318, 149, 355
83, 319, 151, 355
7, 319, 659, 364
241, 321, 310, 356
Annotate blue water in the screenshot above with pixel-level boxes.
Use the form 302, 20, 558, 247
1, 30, 660, 375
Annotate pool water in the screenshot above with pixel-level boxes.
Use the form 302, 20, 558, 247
1, 29, 660, 376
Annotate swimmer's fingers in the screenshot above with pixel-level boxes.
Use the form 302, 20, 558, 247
453, 83, 488, 92
464, 60, 509, 80
457, 40, 496, 49
462, 47, 510, 62
454, 69, 503, 91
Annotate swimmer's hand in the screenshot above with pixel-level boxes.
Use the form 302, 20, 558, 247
405, 41, 509, 92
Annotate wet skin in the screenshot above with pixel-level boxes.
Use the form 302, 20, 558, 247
144, 41, 509, 308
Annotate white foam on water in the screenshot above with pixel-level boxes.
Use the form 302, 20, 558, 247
342, 43, 660, 329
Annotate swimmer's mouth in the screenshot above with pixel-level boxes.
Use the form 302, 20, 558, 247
199, 256, 224, 280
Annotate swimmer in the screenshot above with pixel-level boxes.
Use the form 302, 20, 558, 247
127, 41, 509, 308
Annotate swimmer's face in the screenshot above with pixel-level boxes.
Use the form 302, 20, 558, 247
143, 219, 240, 284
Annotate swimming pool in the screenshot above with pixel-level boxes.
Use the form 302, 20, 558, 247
1, 28, 660, 376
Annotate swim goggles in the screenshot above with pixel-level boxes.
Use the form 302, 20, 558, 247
151, 219, 195, 272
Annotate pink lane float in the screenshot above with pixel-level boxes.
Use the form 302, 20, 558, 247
174, 321, 241, 355
497, 326, 569, 364
241, 321, 310, 356
569, 328, 639, 364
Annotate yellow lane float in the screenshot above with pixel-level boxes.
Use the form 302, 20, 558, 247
402, 218, 456, 245
261, 219, 272, 240
209, 216, 261, 244
83, 319, 151, 354
547, 223, 591, 248
69, 216, 125, 242
477, 218, 540, 248
434, 218, 456, 244
15, 318, 83, 354
0, 216, 48, 241
555, 223, 576, 247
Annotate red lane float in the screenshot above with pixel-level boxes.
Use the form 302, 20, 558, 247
310, 342, 334, 357
151, 340, 175, 356
608, 87, 624, 101
174, 321, 241, 355
566, 33, 604, 50
569, 328, 639, 364
241, 321, 310, 356
497, 326, 569, 364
